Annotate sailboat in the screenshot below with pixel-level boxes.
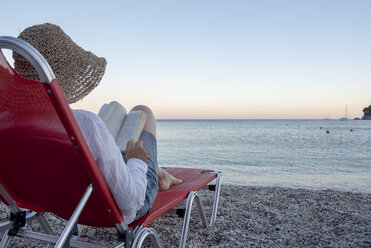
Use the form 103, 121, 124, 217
323, 112, 330, 120
339, 104, 349, 120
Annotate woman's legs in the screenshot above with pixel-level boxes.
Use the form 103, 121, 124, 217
131, 105, 157, 137
130, 105, 182, 190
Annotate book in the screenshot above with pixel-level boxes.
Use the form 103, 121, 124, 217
98, 101, 147, 152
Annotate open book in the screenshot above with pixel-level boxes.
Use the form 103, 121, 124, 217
98, 101, 147, 152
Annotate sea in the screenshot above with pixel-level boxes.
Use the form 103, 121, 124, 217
156, 119, 371, 193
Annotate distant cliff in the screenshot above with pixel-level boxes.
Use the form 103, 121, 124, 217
362, 105, 371, 120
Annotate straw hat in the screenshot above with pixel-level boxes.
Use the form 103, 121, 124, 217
13, 23, 106, 104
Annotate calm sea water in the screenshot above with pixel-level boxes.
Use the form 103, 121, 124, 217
156, 119, 371, 193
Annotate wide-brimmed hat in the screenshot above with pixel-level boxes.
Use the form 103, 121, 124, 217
13, 23, 106, 104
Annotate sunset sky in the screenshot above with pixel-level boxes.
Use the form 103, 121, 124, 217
2, 0, 370, 119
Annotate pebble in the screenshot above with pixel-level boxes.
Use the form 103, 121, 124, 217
85, 229, 97, 238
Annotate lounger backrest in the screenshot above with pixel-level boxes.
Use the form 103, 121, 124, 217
0, 45, 124, 227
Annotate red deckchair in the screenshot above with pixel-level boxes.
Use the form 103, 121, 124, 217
0, 36, 221, 248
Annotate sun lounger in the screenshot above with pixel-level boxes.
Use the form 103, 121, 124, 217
0, 36, 221, 248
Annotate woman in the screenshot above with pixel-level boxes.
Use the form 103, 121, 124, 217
13, 23, 182, 224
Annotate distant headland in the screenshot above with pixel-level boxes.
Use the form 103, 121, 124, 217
362, 105, 371, 120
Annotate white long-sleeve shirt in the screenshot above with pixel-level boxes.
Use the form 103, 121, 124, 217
72, 109, 148, 224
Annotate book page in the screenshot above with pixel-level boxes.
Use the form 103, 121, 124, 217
98, 101, 127, 139
116, 111, 147, 151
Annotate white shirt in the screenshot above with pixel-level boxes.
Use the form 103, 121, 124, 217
72, 109, 148, 224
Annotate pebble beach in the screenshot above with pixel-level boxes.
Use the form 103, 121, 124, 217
1, 184, 370, 247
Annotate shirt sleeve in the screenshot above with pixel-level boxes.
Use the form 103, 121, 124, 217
72, 110, 148, 218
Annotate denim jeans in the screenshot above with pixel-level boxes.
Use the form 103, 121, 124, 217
122, 130, 158, 219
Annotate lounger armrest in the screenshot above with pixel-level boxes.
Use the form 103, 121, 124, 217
0, 36, 55, 83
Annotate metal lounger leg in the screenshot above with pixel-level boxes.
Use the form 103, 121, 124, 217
131, 227, 163, 248
209, 172, 222, 227
179, 192, 205, 248
0, 209, 41, 247
36, 215, 54, 248
0, 211, 37, 233
0, 209, 56, 246
54, 184, 93, 248
0, 230, 11, 248
37, 214, 55, 235
178, 172, 222, 248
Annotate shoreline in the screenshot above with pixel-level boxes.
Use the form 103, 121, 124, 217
1, 185, 370, 247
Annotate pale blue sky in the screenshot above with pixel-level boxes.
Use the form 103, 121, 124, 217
2, 0, 370, 119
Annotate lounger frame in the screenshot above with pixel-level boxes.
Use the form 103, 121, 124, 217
0, 36, 222, 248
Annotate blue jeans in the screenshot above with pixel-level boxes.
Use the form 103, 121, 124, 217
122, 130, 158, 219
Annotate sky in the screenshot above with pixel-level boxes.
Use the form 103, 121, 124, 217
2, 0, 370, 119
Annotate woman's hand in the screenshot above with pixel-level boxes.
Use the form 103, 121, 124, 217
125, 139, 148, 162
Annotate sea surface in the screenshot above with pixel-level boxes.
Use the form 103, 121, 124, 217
156, 119, 371, 193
